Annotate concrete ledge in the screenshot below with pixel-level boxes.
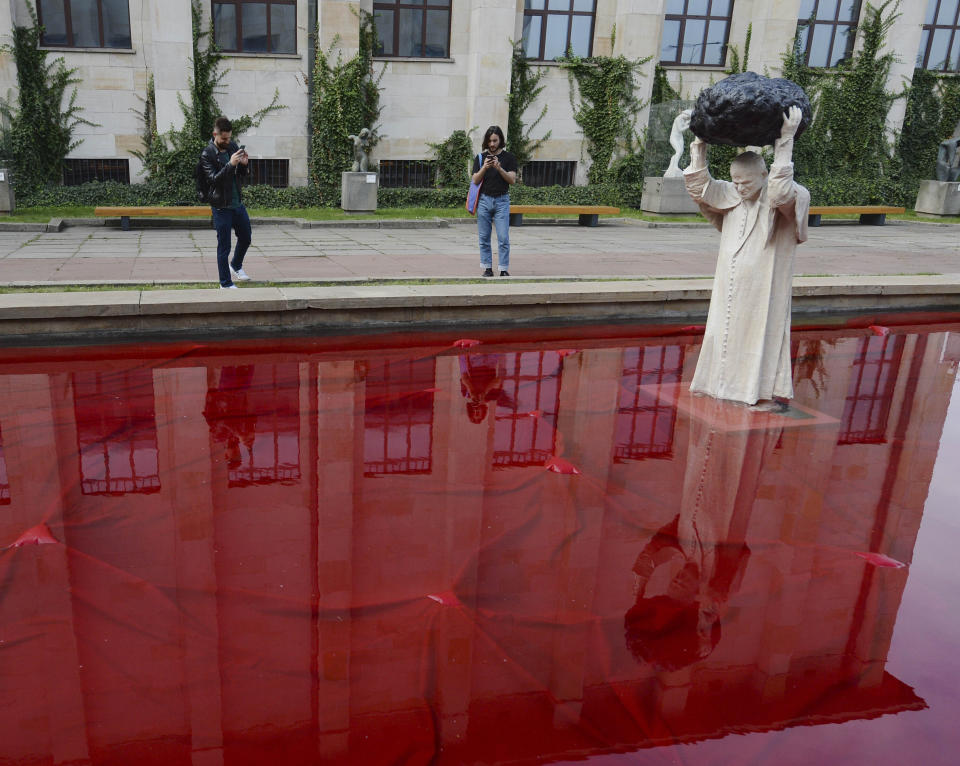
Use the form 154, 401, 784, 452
0, 275, 957, 343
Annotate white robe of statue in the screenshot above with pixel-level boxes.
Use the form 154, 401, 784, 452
682, 112, 810, 405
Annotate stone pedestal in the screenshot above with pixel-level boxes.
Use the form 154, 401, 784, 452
0, 168, 15, 214
341, 172, 378, 213
915, 179, 960, 217
640, 176, 699, 215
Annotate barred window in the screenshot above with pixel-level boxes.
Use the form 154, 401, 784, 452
63, 159, 130, 186
248, 158, 289, 187
796, 0, 861, 68
374, 0, 451, 58
660, 0, 733, 66
917, 0, 960, 72
614, 345, 684, 462
493, 351, 564, 469
213, 0, 296, 54
377, 159, 437, 188
838, 335, 905, 445
521, 160, 576, 187
38, 0, 131, 48
522, 0, 596, 61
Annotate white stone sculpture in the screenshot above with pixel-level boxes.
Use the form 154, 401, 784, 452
682, 106, 810, 407
663, 109, 693, 178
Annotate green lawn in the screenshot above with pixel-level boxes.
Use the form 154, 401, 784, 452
1, 205, 957, 225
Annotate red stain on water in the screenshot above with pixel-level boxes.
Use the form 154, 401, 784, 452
0, 317, 958, 765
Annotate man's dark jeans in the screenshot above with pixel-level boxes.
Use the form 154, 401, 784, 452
212, 205, 252, 287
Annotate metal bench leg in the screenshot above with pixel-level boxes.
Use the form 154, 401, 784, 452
859, 213, 886, 225
578, 214, 599, 226
509, 213, 524, 226
807, 214, 822, 227
120, 216, 130, 231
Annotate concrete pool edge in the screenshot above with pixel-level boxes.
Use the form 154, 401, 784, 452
1, 274, 959, 341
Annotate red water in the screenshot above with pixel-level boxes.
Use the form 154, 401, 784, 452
1, 318, 959, 766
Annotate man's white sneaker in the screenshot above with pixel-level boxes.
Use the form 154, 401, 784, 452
231, 267, 251, 281
220, 284, 238, 289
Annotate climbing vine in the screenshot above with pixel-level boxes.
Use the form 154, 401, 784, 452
897, 67, 960, 183
310, 10, 384, 204
560, 38, 650, 184
136, 0, 284, 193
0, 2, 94, 190
428, 129, 473, 188
507, 41, 551, 175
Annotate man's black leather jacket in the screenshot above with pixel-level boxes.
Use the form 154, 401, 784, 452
199, 139, 249, 208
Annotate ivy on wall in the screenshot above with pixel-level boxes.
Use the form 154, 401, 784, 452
428, 129, 473, 188
309, 10, 384, 205
136, 0, 284, 194
507, 42, 551, 174
897, 67, 960, 183
560, 33, 649, 184
0, 2, 93, 190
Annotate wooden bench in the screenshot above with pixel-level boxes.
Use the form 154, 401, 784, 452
94, 206, 211, 231
508, 205, 621, 227
807, 205, 905, 226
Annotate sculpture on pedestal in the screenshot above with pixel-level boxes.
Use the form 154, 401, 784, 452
935, 132, 960, 183
348, 127, 373, 172
683, 73, 811, 408
663, 109, 693, 179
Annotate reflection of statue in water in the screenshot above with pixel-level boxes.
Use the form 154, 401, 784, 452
935, 132, 960, 182
625, 405, 780, 670
348, 127, 373, 172
663, 109, 693, 178
459, 353, 507, 424
203, 365, 256, 470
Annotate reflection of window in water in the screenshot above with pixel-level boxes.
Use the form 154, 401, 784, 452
0, 424, 9, 504
364, 358, 436, 476
493, 351, 563, 469
226, 364, 302, 487
838, 335, 906, 445
615, 345, 684, 462
73, 370, 160, 495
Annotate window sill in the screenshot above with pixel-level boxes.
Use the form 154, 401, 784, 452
39, 46, 136, 54
220, 51, 301, 59
659, 63, 727, 71
373, 56, 455, 64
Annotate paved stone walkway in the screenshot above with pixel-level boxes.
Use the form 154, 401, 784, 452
0, 218, 957, 285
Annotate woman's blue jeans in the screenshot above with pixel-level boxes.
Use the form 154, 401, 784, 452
477, 193, 510, 271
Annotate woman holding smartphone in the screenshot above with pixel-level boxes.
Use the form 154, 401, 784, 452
471, 125, 517, 277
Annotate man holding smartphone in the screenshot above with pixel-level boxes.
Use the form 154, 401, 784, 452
199, 116, 251, 289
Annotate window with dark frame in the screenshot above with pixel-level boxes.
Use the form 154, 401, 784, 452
614, 345, 684, 463
374, 0, 452, 58
247, 158, 289, 187
521, 0, 596, 61
917, 0, 960, 72
62, 159, 130, 186
521, 160, 577, 187
795, 0, 861, 68
837, 334, 905, 445
37, 0, 131, 49
660, 0, 733, 67
212, 0, 296, 54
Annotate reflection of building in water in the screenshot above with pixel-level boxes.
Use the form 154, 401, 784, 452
0, 423, 9, 504
0, 323, 955, 764
73, 369, 160, 495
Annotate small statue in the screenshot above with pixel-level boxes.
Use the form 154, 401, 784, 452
935, 133, 960, 183
348, 127, 372, 172
663, 109, 693, 178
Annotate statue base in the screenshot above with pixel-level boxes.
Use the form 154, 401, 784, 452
914, 179, 960, 217
640, 176, 700, 215
341, 172, 378, 213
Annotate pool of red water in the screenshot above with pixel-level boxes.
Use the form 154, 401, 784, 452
1, 316, 958, 766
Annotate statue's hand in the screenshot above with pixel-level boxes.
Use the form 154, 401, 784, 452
780, 105, 803, 140
676, 109, 692, 131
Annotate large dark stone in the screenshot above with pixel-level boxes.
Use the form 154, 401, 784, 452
689, 72, 812, 147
